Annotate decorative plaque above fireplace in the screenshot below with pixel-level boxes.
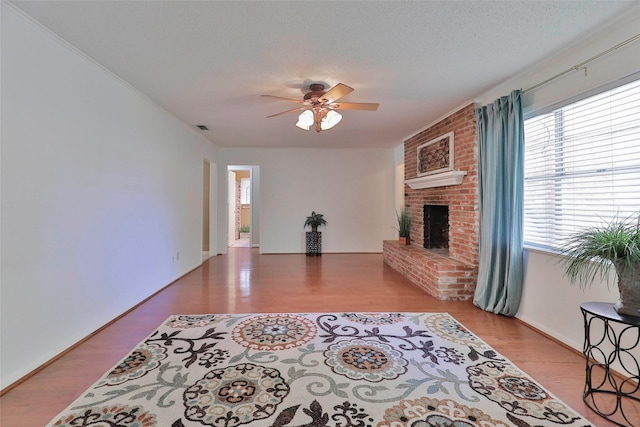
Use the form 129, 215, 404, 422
406, 130, 467, 189
417, 131, 454, 176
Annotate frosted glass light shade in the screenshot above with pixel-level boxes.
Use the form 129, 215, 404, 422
321, 110, 342, 130
295, 110, 314, 130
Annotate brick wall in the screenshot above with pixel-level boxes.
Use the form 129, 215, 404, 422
404, 103, 479, 265
383, 241, 477, 300
384, 103, 479, 300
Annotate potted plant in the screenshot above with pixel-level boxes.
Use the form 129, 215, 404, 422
304, 211, 327, 232
396, 208, 411, 245
304, 211, 327, 255
558, 214, 640, 317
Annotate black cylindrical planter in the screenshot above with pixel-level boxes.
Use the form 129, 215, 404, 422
306, 231, 322, 256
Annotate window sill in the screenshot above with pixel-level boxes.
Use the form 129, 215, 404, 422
523, 244, 563, 257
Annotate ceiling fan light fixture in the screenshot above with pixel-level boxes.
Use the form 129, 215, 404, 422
295, 110, 314, 130
321, 110, 342, 130
264, 82, 377, 133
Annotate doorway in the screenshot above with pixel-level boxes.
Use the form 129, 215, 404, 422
227, 165, 258, 249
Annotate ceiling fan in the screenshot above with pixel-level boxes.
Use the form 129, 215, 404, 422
262, 83, 379, 132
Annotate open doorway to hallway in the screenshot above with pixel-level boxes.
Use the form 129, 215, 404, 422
227, 165, 258, 249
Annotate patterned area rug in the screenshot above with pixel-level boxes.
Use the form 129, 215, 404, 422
47, 313, 593, 427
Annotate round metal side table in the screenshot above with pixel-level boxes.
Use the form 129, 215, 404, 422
580, 302, 640, 426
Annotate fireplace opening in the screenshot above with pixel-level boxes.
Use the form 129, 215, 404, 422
424, 205, 449, 249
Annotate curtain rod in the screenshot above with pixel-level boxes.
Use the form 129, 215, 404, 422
523, 33, 640, 94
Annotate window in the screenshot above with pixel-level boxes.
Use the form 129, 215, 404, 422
523, 78, 640, 251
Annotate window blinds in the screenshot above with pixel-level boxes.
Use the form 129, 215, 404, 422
523, 78, 640, 251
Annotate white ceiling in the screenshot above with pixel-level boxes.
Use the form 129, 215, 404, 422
9, 1, 636, 149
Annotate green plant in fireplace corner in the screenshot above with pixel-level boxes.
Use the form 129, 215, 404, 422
396, 208, 411, 245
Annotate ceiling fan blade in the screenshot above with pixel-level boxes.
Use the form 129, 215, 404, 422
321, 83, 354, 103
331, 102, 380, 111
266, 106, 310, 118
261, 94, 304, 103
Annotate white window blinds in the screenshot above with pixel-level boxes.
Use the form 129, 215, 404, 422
523, 78, 640, 251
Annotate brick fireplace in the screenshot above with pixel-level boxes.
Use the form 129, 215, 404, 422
383, 104, 479, 300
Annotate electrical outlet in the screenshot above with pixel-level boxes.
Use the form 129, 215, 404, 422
176, 251, 180, 261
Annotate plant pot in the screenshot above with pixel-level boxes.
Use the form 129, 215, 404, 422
399, 236, 410, 246
306, 231, 322, 256
614, 263, 640, 317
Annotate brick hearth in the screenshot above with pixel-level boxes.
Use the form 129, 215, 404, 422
384, 103, 480, 300
383, 241, 476, 300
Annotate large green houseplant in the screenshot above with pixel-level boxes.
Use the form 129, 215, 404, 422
559, 214, 640, 317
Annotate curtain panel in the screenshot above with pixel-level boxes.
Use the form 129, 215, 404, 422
474, 90, 524, 316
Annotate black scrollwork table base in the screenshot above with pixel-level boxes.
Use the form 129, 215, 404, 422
581, 302, 640, 426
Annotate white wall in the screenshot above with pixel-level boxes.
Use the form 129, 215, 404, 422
0, 5, 219, 389
218, 148, 397, 254
477, 4, 640, 116
476, 4, 640, 353
519, 250, 619, 351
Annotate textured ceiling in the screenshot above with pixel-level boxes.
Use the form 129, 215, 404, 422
9, 1, 636, 148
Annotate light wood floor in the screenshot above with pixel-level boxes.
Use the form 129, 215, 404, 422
0, 248, 625, 426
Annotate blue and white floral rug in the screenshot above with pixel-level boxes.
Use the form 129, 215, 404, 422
47, 313, 592, 426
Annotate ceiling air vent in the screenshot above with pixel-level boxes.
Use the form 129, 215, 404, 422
196, 125, 209, 131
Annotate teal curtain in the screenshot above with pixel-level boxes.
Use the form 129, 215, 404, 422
473, 90, 524, 316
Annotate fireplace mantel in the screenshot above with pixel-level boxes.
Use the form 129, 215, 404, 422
405, 170, 467, 189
